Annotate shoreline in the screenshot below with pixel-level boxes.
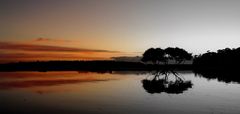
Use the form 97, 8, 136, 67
0, 60, 238, 72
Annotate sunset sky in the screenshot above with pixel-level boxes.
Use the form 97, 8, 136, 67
1, 0, 240, 62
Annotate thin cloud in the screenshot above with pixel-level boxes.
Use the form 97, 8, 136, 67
0, 41, 120, 53
34, 37, 72, 43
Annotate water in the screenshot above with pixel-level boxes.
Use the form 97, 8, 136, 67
0, 71, 240, 114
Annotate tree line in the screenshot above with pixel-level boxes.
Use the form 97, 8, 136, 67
142, 47, 240, 68
193, 47, 240, 68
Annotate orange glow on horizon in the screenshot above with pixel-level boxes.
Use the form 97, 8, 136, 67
0, 41, 137, 63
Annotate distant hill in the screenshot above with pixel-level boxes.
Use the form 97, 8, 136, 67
111, 56, 142, 62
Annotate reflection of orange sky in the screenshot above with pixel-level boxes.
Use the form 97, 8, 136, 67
0, 72, 124, 94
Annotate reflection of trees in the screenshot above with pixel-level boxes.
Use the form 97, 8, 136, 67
194, 70, 240, 84
142, 70, 193, 94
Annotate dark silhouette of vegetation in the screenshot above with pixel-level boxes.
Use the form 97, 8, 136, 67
142, 47, 192, 64
141, 48, 166, 64
193, 47, 240, 70
165, 47, 192, 64
142, 70, 193, 94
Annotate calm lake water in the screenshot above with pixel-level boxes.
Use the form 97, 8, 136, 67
1, 71, 240, 114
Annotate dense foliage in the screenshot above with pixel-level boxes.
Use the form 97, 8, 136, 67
141, 47, 192, 64
193, 48, 240, 67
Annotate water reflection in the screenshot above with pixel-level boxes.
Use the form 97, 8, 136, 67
0, 79, 110, 90
1, 71, 240, 114
142, 70, 193, 94
0, 72, 120, 91
194, 70, 240, 84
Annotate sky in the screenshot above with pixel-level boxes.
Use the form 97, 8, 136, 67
1, 0, 240, 62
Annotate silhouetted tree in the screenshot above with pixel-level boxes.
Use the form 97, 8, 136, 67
142, 47, 192, 64
141, 48, 165, 64
165, 47, 192, 64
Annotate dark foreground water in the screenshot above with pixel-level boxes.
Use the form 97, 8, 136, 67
0, 71, 240, 114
